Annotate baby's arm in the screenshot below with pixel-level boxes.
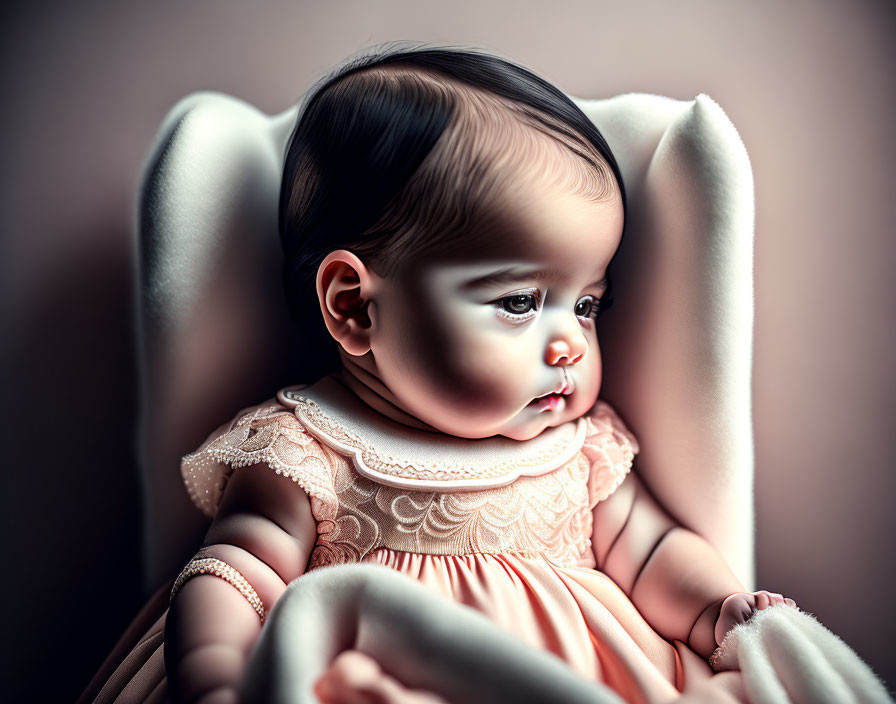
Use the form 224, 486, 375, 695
591, 471, 788, 659
165, 463, 317, 704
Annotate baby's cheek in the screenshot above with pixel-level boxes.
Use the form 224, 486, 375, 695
441, 354, 528, 422
568, 352, 601, 414
420, 311, 504, 382
582, 338, 602, 385
590, 350, 603, 394
433, 347, 513, 407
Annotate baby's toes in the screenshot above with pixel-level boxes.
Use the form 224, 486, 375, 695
315, 650, 449, 704
785, 597, 797, 607
315, 651, 382, 703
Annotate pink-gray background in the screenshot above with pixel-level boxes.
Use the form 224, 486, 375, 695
2, 0, 893, 700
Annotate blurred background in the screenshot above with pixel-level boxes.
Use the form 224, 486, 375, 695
2, 0, 893, 700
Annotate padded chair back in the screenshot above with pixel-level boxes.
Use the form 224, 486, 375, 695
136, 89, 755, 592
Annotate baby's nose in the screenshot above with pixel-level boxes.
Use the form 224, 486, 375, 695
545, 338, 585, 366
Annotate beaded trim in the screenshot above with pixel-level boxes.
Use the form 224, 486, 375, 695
180, 405, 339, 519
170, 557, 266, 623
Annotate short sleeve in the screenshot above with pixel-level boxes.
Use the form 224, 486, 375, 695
180, 400, 339, 523
581, 400, 640, 508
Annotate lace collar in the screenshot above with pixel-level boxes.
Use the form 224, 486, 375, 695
276, 374, 587, 492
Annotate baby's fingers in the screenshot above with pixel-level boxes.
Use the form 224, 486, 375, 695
753, 590, 787, 610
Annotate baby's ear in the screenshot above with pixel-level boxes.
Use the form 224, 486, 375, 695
316, 250, 377, 356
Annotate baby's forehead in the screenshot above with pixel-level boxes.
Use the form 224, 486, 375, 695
417, 200, 621, 287
434, 169, 623, 259
411, 254, 613, 301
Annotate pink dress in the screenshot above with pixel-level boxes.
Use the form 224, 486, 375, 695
81, 373, 735, 704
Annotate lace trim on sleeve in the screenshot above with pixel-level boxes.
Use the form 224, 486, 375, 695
180, 403, 338, 521
582, 400, 640, 507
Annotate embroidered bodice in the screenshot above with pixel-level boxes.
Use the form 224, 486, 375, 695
181, 374, 639, 571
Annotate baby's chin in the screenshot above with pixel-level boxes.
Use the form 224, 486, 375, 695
428, 415, 552, 441
501, 414, 574, 441
501, 394, 597, 440
404, 396, 588, 441
473, 405, 582, 441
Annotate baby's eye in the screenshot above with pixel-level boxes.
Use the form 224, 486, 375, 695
495, 292, 539, 324
575, 295, 602, 320
503, 294, 537, 314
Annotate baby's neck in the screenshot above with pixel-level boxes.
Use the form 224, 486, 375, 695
334, 363, 442, 434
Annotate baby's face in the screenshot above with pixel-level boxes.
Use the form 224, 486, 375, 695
365, 182, 624, 441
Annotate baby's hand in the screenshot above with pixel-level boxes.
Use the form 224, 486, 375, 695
714, 590, 797, 646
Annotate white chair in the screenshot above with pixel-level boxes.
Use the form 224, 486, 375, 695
80, 85, 757, 703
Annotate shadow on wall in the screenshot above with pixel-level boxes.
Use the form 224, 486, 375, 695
6, 220, 143, 702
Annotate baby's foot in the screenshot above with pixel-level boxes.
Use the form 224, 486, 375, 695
314, 650, 449, 704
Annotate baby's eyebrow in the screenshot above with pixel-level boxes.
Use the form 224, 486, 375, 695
460, 267, 607, 291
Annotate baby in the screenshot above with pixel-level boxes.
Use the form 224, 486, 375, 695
164, 44, 795, 704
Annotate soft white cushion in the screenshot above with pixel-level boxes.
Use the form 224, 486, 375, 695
575, 93, 756, 587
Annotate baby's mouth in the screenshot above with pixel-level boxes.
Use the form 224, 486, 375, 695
528, 392, 565, 411
528, 377, 574, 410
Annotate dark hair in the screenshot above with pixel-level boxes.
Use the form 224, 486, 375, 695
279, 41, 625, 379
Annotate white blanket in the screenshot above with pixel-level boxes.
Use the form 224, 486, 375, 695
710, 604, 893, 703
242, 564, 893, 704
